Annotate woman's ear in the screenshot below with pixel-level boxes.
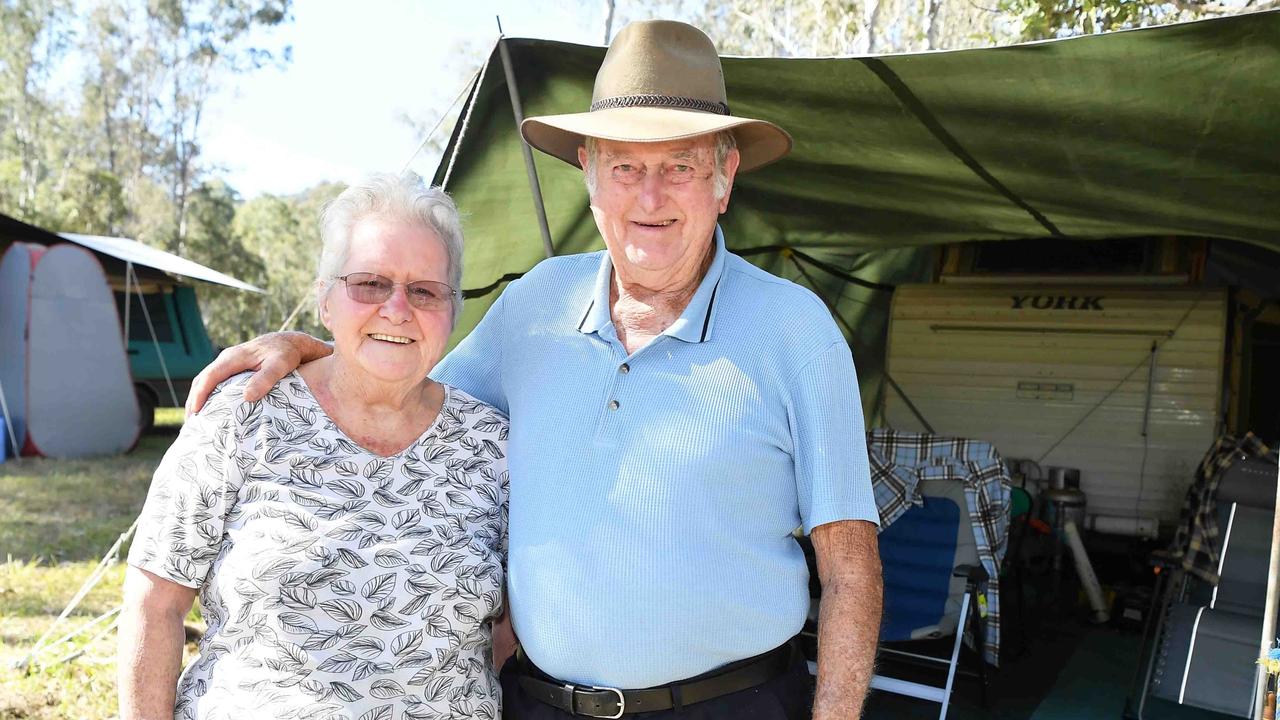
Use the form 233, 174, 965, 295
316, 280, 333, 330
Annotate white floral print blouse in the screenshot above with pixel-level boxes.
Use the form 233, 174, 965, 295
128, 372, 509, 720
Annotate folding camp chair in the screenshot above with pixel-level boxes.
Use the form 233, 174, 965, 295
1126, 452, 1278, 719
803, 478, 990, 720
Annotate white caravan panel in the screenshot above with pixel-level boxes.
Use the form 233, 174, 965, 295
885, 285, 1226, 523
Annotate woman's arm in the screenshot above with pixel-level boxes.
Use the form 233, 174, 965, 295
118, 566, 198, 720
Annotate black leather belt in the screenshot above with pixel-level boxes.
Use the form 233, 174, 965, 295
517, 641, 795, 719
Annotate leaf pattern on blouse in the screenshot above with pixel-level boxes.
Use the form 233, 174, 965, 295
129, 372, 509, 720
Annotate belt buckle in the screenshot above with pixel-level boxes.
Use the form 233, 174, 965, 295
588, 685, 625, 719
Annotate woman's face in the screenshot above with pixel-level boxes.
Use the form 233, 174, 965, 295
319, 215, 454, 387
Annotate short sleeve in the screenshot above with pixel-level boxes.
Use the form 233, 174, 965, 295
433, 289, 509, 414
127, 383, 244, 588
789, 341, 879, 534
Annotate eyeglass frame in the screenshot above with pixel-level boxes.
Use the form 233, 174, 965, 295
332, 272, 461, 311
603, 159, 717, 187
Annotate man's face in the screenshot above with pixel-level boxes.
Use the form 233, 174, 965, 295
577, 137, 740, 286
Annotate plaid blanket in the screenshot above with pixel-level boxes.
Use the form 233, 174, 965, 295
868, 429, 1013, 666
1170, 433, 1276, 584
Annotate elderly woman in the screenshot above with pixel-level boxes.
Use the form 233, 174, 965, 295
118, 173, 509, 720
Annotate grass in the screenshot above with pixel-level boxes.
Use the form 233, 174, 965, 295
0, 415, 197, 720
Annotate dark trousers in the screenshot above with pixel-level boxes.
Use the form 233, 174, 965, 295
500, 653, 814, 720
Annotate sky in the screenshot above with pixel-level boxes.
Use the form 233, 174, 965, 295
201, 1, 613, 199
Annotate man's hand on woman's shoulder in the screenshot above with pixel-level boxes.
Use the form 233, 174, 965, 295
186, 331, 333, 416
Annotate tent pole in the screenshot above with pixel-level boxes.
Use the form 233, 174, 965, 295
0, 379, 20, 455
497, 35, 556, 259
1257, 460, 1280, 719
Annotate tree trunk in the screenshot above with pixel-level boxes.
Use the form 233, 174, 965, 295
924, 0, 943, 50
603, 0, 616, 44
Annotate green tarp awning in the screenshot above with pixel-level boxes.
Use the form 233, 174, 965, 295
434, 11, 1280, 417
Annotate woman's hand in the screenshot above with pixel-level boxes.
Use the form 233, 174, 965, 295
185, 332, 332, 415
118, 567, 199, 720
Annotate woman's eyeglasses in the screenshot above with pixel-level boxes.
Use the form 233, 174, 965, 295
334, 272, 458, 311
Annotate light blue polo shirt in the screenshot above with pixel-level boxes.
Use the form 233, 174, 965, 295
432, 227, 877, 689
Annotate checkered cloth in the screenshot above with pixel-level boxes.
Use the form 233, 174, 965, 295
868, 429, 1013, 666
1170, 433, 1275, 584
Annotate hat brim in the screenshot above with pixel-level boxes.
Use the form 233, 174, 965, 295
520, 106, 793, 174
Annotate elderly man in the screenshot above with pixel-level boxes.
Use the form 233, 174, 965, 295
187, 20, 881, 720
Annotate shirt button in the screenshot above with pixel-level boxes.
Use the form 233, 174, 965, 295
609, 400, 620, 411
619, 363, 630, 374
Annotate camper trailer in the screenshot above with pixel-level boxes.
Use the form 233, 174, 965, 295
866, 236, 1276, 718
884, 237, 1276, 516
113, 283, 218, 431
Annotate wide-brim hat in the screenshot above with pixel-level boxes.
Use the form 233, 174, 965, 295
520, 20, 793, 173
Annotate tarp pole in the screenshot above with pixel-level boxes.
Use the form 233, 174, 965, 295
128, 263, 180, 407
1256, 460, 1280, 719
278, 293, 310, 333
497, 35, 556, 259
123, 262, 132, 342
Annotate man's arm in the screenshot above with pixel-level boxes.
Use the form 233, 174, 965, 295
118, 566, 198, 720
810, 519, 882, 720
185, 331, 332, 415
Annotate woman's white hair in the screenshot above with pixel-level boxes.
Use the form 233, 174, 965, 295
316, 172, 465, 325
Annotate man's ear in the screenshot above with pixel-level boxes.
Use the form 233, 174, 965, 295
718, 147, 742, 213
577, 145, 594, 192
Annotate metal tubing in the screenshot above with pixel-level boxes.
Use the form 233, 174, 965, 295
497, 37, 556, 259
1064, 519, 1111, 623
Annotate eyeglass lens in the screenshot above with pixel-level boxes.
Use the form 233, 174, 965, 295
610, 162, 712, 186
342, 272, 454, 311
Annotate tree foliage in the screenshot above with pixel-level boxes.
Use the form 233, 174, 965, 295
998, 0, 1275, 41
1, 0, 291, 243
606, 0, 1016, 54
605, 0, 1265, 55
229, 181, 344, 343
0, 0, 303, 347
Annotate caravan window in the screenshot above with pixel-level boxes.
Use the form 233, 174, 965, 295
970, 238, 1151, 274
115, 291, 175, 342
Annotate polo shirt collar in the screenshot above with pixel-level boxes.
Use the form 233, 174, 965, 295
576, 226, 728, 344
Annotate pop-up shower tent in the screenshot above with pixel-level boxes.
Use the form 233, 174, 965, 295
0, 242, 139, 457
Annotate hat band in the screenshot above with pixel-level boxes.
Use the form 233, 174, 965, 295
590, 93, 730, 116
